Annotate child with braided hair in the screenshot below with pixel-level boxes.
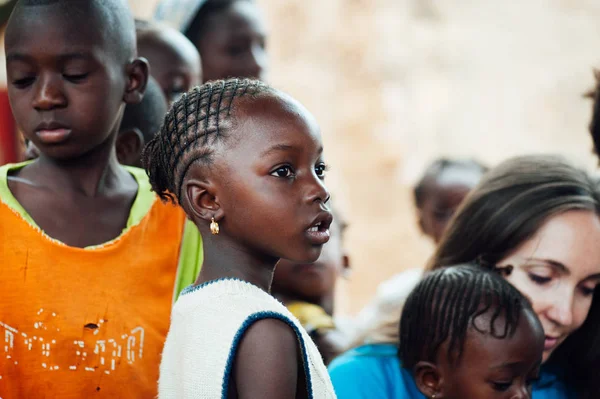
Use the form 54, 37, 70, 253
397, 265, 544, 399
146, 78, 336, 398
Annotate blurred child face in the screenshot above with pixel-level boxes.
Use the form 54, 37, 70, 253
5, 6, 139, 161
195, 1, 268, 82
434, 310, 544, 399
138, 29, 201, 105
190, 93, 331, 263
272, 215, 348, 302
497, 211, 600, 362
419, 166, 483, 243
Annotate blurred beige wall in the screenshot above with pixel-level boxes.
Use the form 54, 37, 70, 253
131, 0, 600, 315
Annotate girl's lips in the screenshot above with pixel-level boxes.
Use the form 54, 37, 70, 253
305, 228, 330, 245
36, 128, 71, 144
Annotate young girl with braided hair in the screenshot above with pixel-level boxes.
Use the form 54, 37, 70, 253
144, 78, 336, 398
399, 265, 544, 399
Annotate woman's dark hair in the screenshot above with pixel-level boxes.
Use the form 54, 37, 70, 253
183, 0, 251, 47
428, 155, 600, 398
399, 264, 537, 370
413, 158, 488, 209
141, 78, 272, 203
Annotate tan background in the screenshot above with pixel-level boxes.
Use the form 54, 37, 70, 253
1, 1, 595, 315
136, 1, 600, 314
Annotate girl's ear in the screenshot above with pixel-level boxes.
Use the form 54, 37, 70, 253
123, 57, 149, 105
184, 177, 224, 223
414, 361, 444, 398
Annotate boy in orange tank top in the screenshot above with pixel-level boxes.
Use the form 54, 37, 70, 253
0, 1, 201, 397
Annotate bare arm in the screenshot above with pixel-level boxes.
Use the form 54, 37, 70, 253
232, 318, 303, 399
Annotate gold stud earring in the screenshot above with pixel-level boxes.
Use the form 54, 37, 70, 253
210, 217, 219, 235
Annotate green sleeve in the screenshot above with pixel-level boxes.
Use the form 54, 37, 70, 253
173, 219, 203, 303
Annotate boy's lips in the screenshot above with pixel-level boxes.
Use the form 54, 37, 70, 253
35, 122, 71, 144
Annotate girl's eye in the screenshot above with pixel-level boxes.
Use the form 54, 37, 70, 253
315, 163, 328, 178
491, 381, 512, 392
271, 166, 294, 178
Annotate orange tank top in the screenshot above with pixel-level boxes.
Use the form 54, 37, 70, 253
0, 174, 187, 398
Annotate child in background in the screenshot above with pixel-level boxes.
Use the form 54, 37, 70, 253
331, 265, 544, 399
347, 158, 488, 348
414, 159, 488, 243
154, 0, 268, 82
401, 265, 544, 398
0, 1, 200, 397
148, 79, 335, 398
271, 205, 351, 365
136, 19, 202, 105
116, 76, 167, 167
399, 265, 544, 399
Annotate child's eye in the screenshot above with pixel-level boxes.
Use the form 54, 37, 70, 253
491, 381, 512, 392
63, 73, 88, 83
12, 77, 35, 88
315, 163, 328, 179
271, 166, 294, 178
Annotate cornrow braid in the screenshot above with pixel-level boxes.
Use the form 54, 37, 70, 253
399, 264, 533, 370
142, 78, 271, 203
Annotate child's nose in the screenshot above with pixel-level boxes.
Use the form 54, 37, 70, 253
305, 175, 330, 206
32, 74, 67, 110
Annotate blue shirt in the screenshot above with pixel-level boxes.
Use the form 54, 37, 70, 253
328, 343, 575, 399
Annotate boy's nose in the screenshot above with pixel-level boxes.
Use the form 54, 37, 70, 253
33, 75, 67, 110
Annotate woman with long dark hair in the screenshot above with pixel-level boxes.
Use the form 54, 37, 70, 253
428, 155, 600, 398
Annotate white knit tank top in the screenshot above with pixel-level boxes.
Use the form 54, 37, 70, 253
158, 278, 337, 399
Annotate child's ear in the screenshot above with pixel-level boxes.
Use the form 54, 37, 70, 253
116, 129, 144, 167
123, 57, 149, 105
184, 178, 224, 224
413, 361, 443, 399
417, 209, 427, 235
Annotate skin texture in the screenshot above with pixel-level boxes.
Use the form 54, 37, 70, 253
418, 165, 484, 243
416, 309, 544, 399
5, 2, 148, 247
272, 211, 349, 315
138, 27, 201, 105
271, 211, 349, 365
497, 210, 600, 362
183, 93, 330, 398
192, 1, 268, 82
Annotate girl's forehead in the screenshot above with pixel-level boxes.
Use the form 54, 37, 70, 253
235, 95, 321, 145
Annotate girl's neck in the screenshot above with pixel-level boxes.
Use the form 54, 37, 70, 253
197, 234, 279, 292
32, 134, 125, 197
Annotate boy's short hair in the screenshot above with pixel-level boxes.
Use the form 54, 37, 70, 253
14, 0, 136, 63
398, 264, 533, 369
413, 158, 488, 209
120, 77, 167, 144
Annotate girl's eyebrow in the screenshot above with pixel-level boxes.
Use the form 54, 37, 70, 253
261, 143, 296, 157
260, 143, 323, 157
